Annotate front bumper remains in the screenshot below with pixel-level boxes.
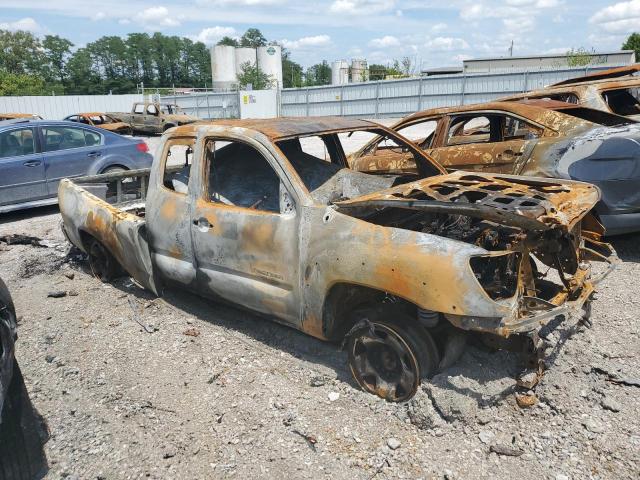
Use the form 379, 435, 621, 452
445, 241, 618, 337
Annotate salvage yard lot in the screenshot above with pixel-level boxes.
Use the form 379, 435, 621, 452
1, 133, 639, 479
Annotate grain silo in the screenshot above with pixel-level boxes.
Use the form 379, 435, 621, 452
350, 59, 368, 83
331, 60, 349, 85
235, 47, 257, 74
211, 45, 237, 89
257, 45, 283, 89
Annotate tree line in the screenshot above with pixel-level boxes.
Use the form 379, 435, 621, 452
0, 30, 211, 95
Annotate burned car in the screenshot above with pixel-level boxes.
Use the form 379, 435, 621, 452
59, 117, 615, 402
349, 101, 640, 235
0, 277, 48, 478
499, 64, 640, 121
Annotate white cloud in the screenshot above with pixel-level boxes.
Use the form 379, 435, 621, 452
134, 6, 180, 29
193, 26, 237, 45
0, 17, 42, 33
196, 0, 286, 5
92, 12, 107, 21
281, 34, 331, 50
424, 36, 470, 51
431, 22, 448, 33
590, 0, 640, 34
503, 16, 535, 33
369, 35, 400, 48
329, 0, 397, 15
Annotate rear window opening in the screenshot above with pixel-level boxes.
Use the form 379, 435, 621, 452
602, 88, 640, 117
559, 106, 635, 126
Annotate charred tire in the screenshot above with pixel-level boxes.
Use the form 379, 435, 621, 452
87, 239, 121, 282
0, 361, 48, 480
347, 304, 439, 402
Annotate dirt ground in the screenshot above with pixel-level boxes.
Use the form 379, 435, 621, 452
1, 131, 639, 479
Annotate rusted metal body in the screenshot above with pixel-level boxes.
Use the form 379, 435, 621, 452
499, 64, 640, 121
58, 117, 615, 346
349, 102, 640, 235
107, 102, 199, 134
0, 113, 42, 121
66, 113, 131, 134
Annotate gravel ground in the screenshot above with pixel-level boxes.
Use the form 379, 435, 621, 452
0, 129, 638, 479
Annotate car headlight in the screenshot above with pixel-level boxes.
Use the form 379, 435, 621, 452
469, 252, 521, 301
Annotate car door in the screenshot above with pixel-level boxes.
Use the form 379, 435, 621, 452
430, 112, 540, 174
131, 103, 146, 131
0, 126, 47, 206
189, 136, 302, 326
144, 104, 161, 132
40, 125, 105, 195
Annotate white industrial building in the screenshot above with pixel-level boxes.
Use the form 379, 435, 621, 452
331, 59, 369, 85
210, 45, 283, 90
463, 50, 636, 73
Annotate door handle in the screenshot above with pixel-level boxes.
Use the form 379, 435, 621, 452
23, 160, 41, 167
193, 218, 212, 231
87, 151, 102, 158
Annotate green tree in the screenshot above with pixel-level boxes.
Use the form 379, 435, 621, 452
0, 72, 47, 95
622, 33, 640, 61
304, 61, 331, 86
240, 28, 267, 48
66, 47, 102, 94
236, 61, 274, 89
369, 64, 387, 81
0, 30, 44, 75
566, 47, 594, 67
42, 35, 74, 85
217, 36, 239, 47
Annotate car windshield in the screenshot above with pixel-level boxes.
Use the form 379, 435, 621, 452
275, 128, 442, 205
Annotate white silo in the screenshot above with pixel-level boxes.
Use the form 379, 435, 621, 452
331, 60, 349, 85
235, 47, 257, 75
351, 59, 368, 83
211, 45, 237, 89
257, 45, 283, 89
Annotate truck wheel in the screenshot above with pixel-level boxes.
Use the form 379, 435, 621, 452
87, 239, 121, 282
347, 305, 439, 402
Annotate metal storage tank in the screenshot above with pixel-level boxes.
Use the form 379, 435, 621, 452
351, 59, 368, 83
211, 45, 237, 88
257, 45, 283, 89
331, 60, 349, 85
235, 47, 257, 74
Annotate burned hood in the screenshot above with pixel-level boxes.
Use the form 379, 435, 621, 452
164, 114, 198, 123
334, 171, 600, 232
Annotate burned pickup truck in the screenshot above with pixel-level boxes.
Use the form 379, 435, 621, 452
59, 117, 616, 402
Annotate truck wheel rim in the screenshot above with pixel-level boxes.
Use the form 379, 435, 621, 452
349, 323, 419, 402
89, 242, 110, 281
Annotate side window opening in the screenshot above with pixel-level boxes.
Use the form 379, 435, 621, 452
447, 115, 493, 145
205, 139, 288, 214
43, 126, 87, 151
603, 88, 640, 116
147, 104, 158, 115
134, 104, 145, 114
396, 119, 438, 149
530, 93, 579, 104
162, 138, 195, 195
0, 128, 35, 158
503, 116, 543, 140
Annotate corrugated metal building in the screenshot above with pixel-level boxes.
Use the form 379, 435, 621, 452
463, 51, 636, 73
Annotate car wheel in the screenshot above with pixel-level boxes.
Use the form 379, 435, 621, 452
347, 304, 439, 402
87, 239, 121, 282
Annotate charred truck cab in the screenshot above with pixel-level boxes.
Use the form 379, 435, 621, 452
58, 117, 617, 402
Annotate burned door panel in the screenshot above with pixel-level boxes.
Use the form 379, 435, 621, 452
190, 138, 302, 325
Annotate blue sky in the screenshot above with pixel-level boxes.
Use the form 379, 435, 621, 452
0, 0, 637, 69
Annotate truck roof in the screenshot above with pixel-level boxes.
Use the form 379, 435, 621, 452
176, 116, 378, 140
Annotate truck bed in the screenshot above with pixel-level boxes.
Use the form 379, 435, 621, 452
58, 168, 158, 293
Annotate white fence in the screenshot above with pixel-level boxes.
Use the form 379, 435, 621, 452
0, 94, 144, 120
162, 65, 621, 120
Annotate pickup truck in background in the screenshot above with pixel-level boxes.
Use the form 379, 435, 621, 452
108, 102, 199, 134
59, 117, 616, 402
